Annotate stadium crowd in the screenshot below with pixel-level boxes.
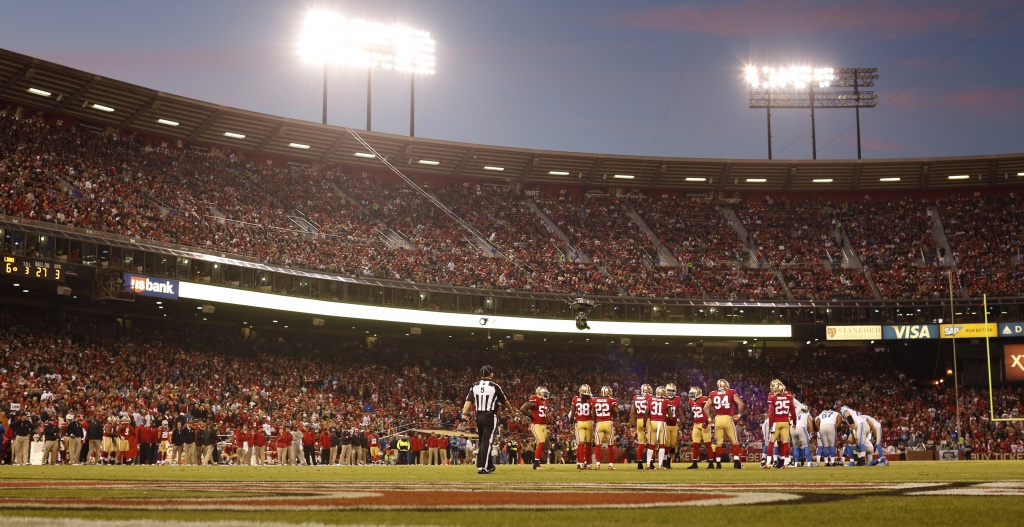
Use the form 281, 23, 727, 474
2, 105, 1023, 302
1, 307, 1020, 467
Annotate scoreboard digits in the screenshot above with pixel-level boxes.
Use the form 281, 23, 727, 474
2, 255, 63, 281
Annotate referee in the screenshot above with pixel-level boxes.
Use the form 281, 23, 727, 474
461, 365, 515, 474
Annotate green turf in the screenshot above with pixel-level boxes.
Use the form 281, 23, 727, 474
0, 461, 1021, 526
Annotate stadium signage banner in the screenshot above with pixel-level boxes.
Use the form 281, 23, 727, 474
176, 282, 792, 338
998, 322, 1024, 337
882, 324, 939, 340
123, 273, 179, 300
940, 323, 997, 339
825, 325, 882, 341
1005, 344, 1024, 381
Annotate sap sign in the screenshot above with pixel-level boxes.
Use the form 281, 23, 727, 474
940, 323, 997, 339
123, 273, 179, 300
883, 325, 939, 340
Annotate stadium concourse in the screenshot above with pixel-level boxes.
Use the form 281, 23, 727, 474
0, 306, 1022, 467
2, 103, 1023, 301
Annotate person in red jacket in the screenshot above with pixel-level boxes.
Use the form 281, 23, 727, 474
234, 425, 253, 466
302, 425, 317, 466
252, 424, 267, 465
319, 428, 332, 465
411, 433, 425, 465
275, 425, 292, 466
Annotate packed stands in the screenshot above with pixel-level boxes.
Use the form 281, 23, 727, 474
0, 307, 1020, 466
2, 104, 1023, 303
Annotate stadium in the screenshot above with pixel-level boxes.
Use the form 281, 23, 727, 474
1, 4, 1024, 527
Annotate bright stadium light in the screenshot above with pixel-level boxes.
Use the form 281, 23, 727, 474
299, 10, 435, 74
747, 64, 878, 160
746, 65, 835, 90
299, 9, 436, 134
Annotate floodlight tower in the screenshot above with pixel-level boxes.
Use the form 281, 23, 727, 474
299, 10, 436, 134
747, 65, 878, 159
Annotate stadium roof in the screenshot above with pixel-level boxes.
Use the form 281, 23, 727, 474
3, 47, 1023, 192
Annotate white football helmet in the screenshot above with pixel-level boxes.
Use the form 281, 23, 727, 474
717, 379, 730, 390
665, 383, 677, 398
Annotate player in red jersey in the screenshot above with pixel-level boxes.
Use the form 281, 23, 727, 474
644, 386, 670, 469
101, 416, 116, 465
628, 383, 653, 469
703, 378, 745, 469
568, 384, 594, 469
685, 386, 714, 469
117, 416, 138, 465
591, 385, 619, 470
520, 386, 551, 470
157, 420, 171, 465
662, 383, 682, 469
765, 379, 796, 469
367, 430, 381, 464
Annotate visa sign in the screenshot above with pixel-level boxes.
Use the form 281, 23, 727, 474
123, 273, 179, 300
940, 323, 997, 339
883, 325, 939, 340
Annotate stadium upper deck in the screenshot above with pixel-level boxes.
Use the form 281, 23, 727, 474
1, 47, 1023, 193
1, 47, 1023, 330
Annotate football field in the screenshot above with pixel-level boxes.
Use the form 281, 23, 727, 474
0, 461, 1022, 526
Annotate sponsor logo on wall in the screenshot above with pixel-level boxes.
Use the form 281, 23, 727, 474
123, 273, 179, 300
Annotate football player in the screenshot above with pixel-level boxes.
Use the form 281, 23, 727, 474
765, 379, 795, 469
662, 383, 682, 469
591, 385, 619, 470
792, 405, 814, 467
157, 420, 170, 465
102, 415, 116, 465
759, 418, 777, 468
840, 405, 871, 466
703, 378, 745, 469
644, 386, 670, 469
520, 386, 551, 470
863, 414, 889, 466
628, 383, 653, 469
568, 384, 594, 469
815, 408, 841, 466
685, 386, 713, 470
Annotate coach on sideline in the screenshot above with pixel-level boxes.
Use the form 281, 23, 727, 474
461, 365, 515, 474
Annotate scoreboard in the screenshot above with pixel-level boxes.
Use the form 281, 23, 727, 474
2, 255, 64, 281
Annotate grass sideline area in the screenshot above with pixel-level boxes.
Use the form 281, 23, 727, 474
0, 461, 1022, 526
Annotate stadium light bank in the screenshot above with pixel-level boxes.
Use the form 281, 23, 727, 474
298, 9, 436, 134
745, 64, 878, 160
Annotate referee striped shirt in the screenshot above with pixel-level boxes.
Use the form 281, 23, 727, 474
466, 380, 508, 413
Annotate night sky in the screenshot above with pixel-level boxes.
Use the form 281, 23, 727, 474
3, 0, 1023, 160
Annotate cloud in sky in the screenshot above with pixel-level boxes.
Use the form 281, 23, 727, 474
609, 1, 990, 39
939, 86, 1024, 115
